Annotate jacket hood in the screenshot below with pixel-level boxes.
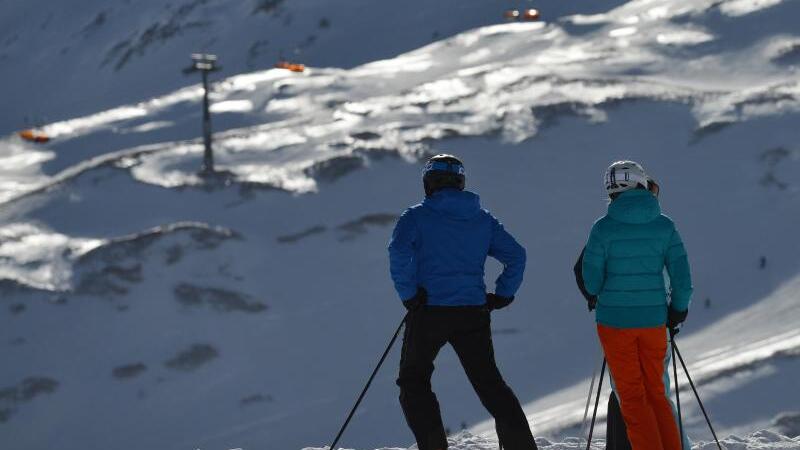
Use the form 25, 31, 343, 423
608, 189, 661, 224
422, 189, 482, 220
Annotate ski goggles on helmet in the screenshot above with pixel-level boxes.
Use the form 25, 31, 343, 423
423, 160, 466, 176
605, 166, 649, 194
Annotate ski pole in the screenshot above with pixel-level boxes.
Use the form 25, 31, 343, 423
672, 339, 723, 450
671, 335, 684, 449
328, 312, 409, 450
580, 351, 603, 440
585, 358, 606, 450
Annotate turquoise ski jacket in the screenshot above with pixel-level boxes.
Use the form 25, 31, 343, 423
582, 189, 693, 328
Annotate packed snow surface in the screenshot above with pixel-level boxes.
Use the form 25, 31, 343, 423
304, 430, 800, 450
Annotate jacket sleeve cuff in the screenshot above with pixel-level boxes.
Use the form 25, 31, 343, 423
494, 286, 516, 298
669, 293, 691, 312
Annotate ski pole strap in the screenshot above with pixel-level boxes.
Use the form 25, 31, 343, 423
672, 340, 723, 450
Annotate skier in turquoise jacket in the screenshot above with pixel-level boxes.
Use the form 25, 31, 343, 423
581, 161, 693, 450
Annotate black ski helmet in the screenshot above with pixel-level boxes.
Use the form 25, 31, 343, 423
422, 154, 466, 197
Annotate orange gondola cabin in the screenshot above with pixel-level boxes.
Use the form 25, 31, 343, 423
275, 61, 306, 73
522, 9, 540, 21
18, 129, 50, 143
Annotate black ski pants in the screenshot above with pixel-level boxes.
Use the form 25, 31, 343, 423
396, 306, 537, 450
607, 391, 633, 450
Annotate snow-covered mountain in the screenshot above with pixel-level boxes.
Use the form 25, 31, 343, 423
1, 0, 799, 449
0, 0, 625, 135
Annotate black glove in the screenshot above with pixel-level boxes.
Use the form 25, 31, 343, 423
403, 287, 427, 311
486, 293, 514, 311
587, 295, 598, 312
667, 306, 688, 336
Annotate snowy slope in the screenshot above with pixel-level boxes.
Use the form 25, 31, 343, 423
472, 271, 800, 442
0, 0, 626, 135
3, 0, 799, 201
1, 1, 799, 450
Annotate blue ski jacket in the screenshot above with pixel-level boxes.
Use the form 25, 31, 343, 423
582, 189, 693, 328
388, 189, 526, 306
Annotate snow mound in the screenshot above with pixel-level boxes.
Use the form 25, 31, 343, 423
0, 221, 237, 292
304, 430, 800, 450
696, 430, 800, 450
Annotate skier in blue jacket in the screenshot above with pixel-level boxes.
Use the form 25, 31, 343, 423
388, 154, 536, 450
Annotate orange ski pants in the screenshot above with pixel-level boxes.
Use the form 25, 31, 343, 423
597, 324, 682, 450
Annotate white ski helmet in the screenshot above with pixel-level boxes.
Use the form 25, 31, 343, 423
604, 161, 649, 195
